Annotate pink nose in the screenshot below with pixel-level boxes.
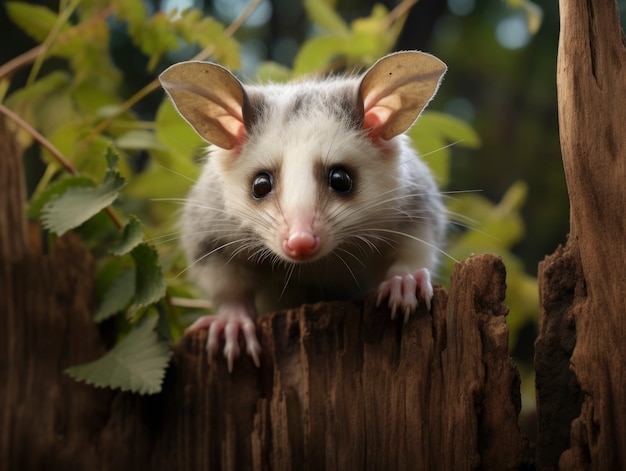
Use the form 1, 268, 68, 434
283, 232, 320, 259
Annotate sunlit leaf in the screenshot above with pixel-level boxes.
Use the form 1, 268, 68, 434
293, 36, 343, 75
155, 99, 204, 160
256, 61, 292, 83
416, 111, 481, 149
113, 0, 147, 29
348, 4, 395, 61
5, 2, 65, 43
65, 315, 171, 394
140, 12, 179, 72
73, 83, 121, 116
304, 0, 349, 35
5, 71, 72, 147
116, 130, 165, 151
409, 111, 480, 188
175, 12, 241, 69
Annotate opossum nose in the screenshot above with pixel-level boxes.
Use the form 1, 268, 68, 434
283, 232, 320, 259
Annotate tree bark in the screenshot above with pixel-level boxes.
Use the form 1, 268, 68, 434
535, 0, 626, 469
0, 118, 113, 470
149, 254, 529, 470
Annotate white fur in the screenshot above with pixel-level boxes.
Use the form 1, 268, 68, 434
181, 78, 445, 313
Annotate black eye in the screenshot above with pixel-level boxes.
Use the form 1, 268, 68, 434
252, 172, 273, 199
328, 167, 353, 194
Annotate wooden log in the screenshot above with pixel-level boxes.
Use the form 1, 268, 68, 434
145, 254, 529, 470
536, 0, 626, 469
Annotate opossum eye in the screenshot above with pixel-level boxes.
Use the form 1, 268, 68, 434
328, 167, 352, 194
252, 172, 273, 199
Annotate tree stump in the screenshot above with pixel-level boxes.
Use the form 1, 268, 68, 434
151, 254, 528, 470
535, 0, 626, 469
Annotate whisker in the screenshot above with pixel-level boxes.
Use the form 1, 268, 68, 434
278, 263, 296, 301
335, 246, 367, 268
177, 239, 245, 278
155, 164, 198, 183
331, 252, 363, 295
419, 140, 463, 158
370, 228, 459, 263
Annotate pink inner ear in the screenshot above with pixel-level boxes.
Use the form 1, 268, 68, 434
363, 111, 384, 139
217, 114, 247, 148
362, 94, 401, 140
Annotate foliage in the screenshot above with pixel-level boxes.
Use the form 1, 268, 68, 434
2, 0, 537, 393
65, 316, 171, 395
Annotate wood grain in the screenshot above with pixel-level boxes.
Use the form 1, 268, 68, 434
535, 0, 626, 469
148, 254, 529, 470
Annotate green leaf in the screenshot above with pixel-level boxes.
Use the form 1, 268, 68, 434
293, 36, 343, 75
114, 0, 148, 29
139, 12, 179, 72
304, 0, 349, 35
65, 316, 171, 394
115, 130, 165, 151
6, 2, 64, 43
41, 150, 126, 235
73, 82, 122, 116
110, 215, 144, 256
256, 61, 292, 83
416, 111, 481, 150
154, 99, 204, 163
174, 12, 241, 70
409, 111, 481, 188
348, 4, 396, 62
94, 269, 136, 322
5, 71, 73, 147
28, 176, 94, 219
131, 243, 166, 310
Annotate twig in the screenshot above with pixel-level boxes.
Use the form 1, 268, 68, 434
384, 0, 419, 29
0, 103, 77, 176
0, 6, 115, 81
27, 0, 83, 85
0, 103, 123, 229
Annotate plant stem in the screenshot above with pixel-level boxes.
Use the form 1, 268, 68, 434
0, 6, 115, 81
0, 103, 123, 229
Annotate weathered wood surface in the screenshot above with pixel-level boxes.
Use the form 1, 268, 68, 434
0, 116, 529, 470
0, 118, 112, 470
535, 0, 626, 469
154, 254, 528, 470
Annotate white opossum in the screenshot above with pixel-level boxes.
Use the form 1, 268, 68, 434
159, 51, 447, 371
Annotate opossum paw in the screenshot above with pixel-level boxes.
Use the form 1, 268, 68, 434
376, 268, 433, 323
186, 303, 261, 372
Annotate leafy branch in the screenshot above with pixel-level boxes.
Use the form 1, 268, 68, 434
1, 0, 261, 395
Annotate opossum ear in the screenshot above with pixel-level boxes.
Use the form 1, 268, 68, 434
358, 51, 447, 140
159, 62, 251, 150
